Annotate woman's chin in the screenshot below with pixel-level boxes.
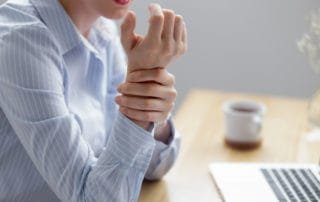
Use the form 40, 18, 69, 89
105, 10, 128, 19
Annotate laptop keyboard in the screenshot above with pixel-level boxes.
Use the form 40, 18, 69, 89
261, 168, 320, 202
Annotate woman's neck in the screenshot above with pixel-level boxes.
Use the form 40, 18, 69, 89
59, 0, 100, 38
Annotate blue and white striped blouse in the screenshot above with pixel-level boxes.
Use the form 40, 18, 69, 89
0, 0, 180, 201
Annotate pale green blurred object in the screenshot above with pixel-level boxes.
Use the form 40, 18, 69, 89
306, 89, 320, 141
308, 90, 320, 126
298, 9, 320, 140
297, 9, 320, 74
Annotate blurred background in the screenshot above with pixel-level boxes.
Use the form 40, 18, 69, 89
130, 0, 320, 108
1, 0, 320, 108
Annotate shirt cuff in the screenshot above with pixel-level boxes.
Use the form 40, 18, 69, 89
145, 118, 181, 180
99, 112, 156, 171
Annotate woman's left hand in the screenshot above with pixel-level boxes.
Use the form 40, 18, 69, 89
116, 68, 176, 124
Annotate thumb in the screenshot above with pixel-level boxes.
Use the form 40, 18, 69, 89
121, 11, 136, 52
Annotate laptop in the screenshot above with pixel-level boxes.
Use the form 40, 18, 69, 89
209, 163, 320, 202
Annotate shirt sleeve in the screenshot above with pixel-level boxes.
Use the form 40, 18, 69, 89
0, 24, 156, 202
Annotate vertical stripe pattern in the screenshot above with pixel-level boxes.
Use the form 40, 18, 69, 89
0, 0, 180, 201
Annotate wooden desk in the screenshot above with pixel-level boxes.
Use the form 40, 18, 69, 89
139, 89, 320, 202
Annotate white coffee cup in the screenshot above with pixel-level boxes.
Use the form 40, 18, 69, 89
223, 100, 266, 149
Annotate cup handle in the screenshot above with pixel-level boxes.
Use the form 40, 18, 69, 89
252, 116, 262, 134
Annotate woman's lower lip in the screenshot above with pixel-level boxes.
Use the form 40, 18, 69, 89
114, 0, 130, 5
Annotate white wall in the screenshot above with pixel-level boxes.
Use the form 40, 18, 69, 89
130, 0, 320, 106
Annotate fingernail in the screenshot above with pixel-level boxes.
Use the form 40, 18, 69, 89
117, 85, 121, 92
149, 3, 162, 16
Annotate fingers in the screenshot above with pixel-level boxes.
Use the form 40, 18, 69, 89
126, 68, 175, 86
146, 4, 187, 53
147, 4, 164, 41
174, 15, 184, 42
116, 95, 174, 112
121, 11, 137, 52
182, 22, 188, 51
161, 10, 187, 56
118, 82, 177, 102
117, 81, 176, 123
162, 9, 175, 41
126, 4, 187, 69
173, 15, 187, 55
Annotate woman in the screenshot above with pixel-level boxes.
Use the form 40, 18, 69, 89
0, 0, 187, 201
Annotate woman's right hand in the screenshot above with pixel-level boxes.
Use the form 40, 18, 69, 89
120, 3, 187, 73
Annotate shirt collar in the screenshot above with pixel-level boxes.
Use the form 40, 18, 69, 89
89, 18, 116, 53
30, 0, 83, 54
30, 0, 116, 56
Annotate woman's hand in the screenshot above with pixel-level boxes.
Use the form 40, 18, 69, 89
116, 68, 176, 130
120, 4, 187, 72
